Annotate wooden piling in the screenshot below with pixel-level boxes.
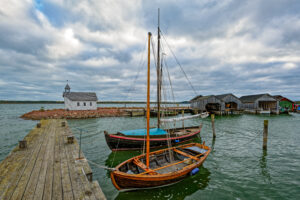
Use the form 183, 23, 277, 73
263, 120, 268, 150
182, 110, 184, 129
211, 114, 216, 138
19, 140, 27, 149
67, 135, 74, 144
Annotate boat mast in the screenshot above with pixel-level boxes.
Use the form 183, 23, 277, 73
146, 32, 152, 168
157, 8, 161, 128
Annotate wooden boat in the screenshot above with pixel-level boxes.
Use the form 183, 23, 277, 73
110, 28, 210, 190
104, 125, 202, 151
111, 142, 210, 190
104, 14, 208, 151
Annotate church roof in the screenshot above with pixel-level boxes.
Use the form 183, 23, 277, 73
65, 84, 70, 90
63, 92, 98, 101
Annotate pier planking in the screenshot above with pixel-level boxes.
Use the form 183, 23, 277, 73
0, 119, 106, 200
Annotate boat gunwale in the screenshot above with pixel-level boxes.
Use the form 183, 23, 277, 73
105, 124, 202, 138
105, 127, 201, 141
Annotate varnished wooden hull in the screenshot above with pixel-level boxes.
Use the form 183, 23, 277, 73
110, 143, 210, 190
111, 171, 188, 190
104, 126, 202, 151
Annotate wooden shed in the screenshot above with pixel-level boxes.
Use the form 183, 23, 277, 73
240, 94, 279, 114
190, 95, 225, 114
216, 93, 242, 111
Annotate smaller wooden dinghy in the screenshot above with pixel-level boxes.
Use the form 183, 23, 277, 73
111, 142, 210, 190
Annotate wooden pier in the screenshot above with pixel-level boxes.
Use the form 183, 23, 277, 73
0, 119, 106, 200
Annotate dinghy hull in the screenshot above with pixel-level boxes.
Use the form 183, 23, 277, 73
110, 143, 210, 190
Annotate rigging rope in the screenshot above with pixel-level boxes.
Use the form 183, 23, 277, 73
110, 137, 121, 168
87, 159, 116, 171
162, 53, 176, 104
160, 30, 198, 96
124, 38, 147, 101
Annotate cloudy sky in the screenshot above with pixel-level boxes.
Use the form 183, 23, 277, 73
0, 0, 299, 101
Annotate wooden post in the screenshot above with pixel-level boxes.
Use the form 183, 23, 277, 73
182, 110, 184, 128
263, 120, 268, 150
211, 114, 216, 138
86, 172, 93, 182
19, 140, 27, 149
37, 123, 41, 128
67, 136, 74, 144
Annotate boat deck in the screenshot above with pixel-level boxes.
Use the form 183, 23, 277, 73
0, 119, 106, 200
155, 161, 188, 174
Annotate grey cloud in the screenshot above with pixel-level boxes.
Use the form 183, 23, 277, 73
0, 0, 300, 101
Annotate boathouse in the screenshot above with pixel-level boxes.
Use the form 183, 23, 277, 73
240, 94, 279, 114
273, 95, 295, 112
63, 84, 98, 110
190, 95, 225, 114
216, 93, 242, 111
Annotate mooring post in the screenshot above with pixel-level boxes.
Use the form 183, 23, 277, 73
19, 140, 27, 149
67, 136, 74, 144
182, 110, 184, 129
263, 120, 268, 150
211, 114, 216, 138
86, 172, 93, 182
78, 129, 82, 159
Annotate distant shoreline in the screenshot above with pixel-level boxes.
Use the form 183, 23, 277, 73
0, 100, 189, 104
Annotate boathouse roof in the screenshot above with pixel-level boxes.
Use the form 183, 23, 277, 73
273, 95, 294, 103
195, 95, 215, 101
239, 93, 274, 103
215, 93, 239, 100
63, 92, 98, 101
190, 95, 203, 102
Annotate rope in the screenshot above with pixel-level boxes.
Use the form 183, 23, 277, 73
87, 159, 116, 171
124, 38, 147, 101
150, 37, 157, 69
110, 137, 121, 168
160, 30, 198, 96
163, 54, 176, 104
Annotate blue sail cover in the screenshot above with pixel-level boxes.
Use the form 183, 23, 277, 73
119, 128, 167, 136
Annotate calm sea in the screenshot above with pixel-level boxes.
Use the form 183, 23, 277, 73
0, 104, 300, 200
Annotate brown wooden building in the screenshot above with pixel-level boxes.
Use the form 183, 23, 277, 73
240, 93, 279, 114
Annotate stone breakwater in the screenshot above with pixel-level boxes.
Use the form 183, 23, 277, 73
20, 107, 139, 120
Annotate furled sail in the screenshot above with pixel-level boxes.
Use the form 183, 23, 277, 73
160, 112, 209, 122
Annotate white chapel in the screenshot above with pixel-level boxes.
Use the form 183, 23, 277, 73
62, 83, 98, 110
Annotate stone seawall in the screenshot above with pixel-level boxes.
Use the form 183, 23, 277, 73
20, 107, 137, 120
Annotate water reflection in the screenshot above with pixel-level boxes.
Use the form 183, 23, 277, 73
260, 149, 271, 183
115, 166, 211, 200
211, 138, 216, 151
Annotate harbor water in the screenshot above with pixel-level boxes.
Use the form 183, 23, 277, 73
0, 104, 300, 200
